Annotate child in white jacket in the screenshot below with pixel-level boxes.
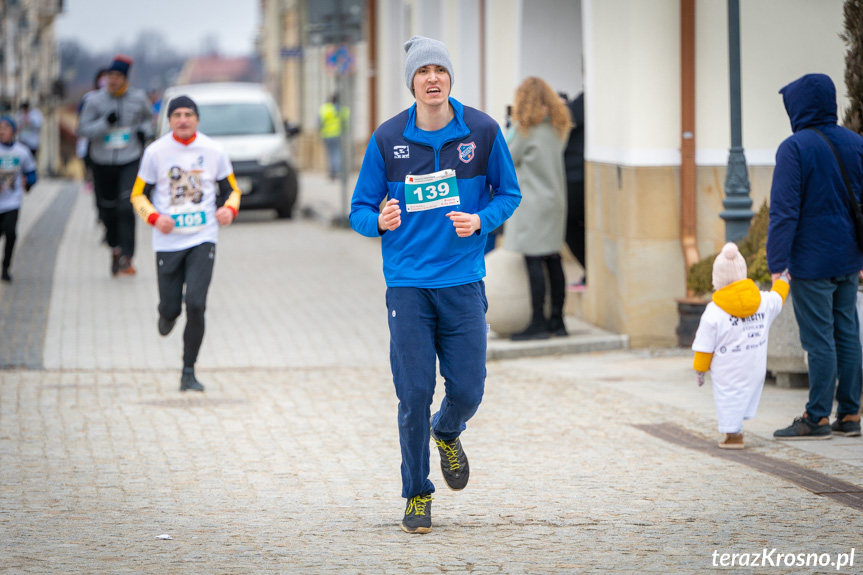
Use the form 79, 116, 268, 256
692, 243, 789, 449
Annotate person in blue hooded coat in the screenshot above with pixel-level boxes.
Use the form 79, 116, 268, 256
767, 73, 863, 440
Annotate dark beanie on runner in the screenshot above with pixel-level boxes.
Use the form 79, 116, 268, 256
107, 54, 133, 77
167, 95, 199, 117
0, 115, 16, 133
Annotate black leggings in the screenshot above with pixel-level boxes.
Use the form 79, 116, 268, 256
157, 242, 216, 368
524, 254, 566, 321
0, 209, 19, 271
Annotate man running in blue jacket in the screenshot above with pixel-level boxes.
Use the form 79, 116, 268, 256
350, 36, 521, 534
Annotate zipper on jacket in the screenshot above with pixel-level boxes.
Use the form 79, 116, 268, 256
112, 98, 123, 165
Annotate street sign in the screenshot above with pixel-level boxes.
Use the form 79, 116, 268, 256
280, 46, 304, 59
325, 45, 354, 76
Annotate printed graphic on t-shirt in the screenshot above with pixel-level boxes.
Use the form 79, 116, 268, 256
0, 155, 21, 192
730, 311, 768, 352
167, 165, 206, 233
168, 165, 205, 205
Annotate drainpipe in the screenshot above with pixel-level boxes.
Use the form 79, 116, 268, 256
479, 0, 486, 111
680, 0, 699, 296
368, 0, 377, 136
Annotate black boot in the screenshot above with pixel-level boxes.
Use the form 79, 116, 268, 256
511, 256, 550, 341
548, 314, 567, 337
1, 266, 10, 283
511, 317, 551, 341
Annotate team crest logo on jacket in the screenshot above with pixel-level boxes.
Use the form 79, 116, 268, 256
458, 142, 476, 163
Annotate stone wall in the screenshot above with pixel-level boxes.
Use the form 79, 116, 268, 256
582, 161, 775, 347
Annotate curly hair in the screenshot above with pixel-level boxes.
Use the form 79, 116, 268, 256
512, 77, 572, 139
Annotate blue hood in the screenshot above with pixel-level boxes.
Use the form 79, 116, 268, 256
780, 73, 837, 133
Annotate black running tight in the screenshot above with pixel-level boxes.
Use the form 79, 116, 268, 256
156, 242, 216, 368
0, 209, 19, 271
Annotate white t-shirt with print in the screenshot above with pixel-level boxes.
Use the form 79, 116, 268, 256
0, 142, 36, 214
692, 291, 784, 431
137, 132, 233, 252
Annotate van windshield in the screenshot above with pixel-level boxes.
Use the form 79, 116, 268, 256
196, 103, 276, 136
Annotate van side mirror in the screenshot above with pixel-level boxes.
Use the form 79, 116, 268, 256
284, 122, 301, 139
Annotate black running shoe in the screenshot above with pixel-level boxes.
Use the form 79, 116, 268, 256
774, 413, 832, 440
158, 315, 176, 336
832, 414, 862, 437
111, 248, 122, 276
400, 493, 433, 534
180, 368, 204, 392
1, 268, 11, 283
430, 418, 470, 491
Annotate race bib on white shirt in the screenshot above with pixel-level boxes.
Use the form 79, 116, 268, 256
169, 204, 207, 233
404, 169, 460, 212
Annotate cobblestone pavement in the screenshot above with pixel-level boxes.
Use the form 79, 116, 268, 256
1, 178, 861, 574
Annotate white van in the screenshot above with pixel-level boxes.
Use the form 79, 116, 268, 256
157, 83, 300, 218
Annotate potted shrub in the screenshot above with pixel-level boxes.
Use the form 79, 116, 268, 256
676, 201, 770, 347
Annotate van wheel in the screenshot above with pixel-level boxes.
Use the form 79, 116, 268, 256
276, 205, 293, 219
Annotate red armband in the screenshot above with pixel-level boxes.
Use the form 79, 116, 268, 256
147, 213, 159, 226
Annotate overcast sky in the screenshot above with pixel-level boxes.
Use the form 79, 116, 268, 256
55, 0, 259, 56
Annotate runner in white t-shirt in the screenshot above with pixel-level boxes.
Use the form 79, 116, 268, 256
692, 243, 789, 449
0, 115, 37, 283
130, 95, 241, 392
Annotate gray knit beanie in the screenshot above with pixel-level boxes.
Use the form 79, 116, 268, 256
404, 35, 454, 95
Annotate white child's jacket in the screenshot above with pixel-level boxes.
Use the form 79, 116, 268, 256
692, 278, 788, 433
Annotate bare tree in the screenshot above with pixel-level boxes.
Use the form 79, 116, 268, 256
842, 0, 863, 133
59, 32, 189, 105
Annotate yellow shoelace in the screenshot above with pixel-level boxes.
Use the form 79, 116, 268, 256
405, 494, 433, 516
434, 437, 461, 470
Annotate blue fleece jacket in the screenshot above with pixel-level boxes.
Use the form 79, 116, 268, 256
350, 98, 521, 288
766, 73, 863, 279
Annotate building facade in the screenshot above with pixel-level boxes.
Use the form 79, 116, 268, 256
0, 0, 63, 174
582, 0, 845, 346
260, 0, 849, 347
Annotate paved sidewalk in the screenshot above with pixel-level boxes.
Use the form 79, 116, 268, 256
0, 177, 861, 574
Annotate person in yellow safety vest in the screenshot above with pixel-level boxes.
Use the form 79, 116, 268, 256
319, 94, 350, 180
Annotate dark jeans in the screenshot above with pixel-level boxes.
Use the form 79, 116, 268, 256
791, 274, 862, 420
0, 209, 19, 270
386, 282, 488, 499
157, 243, 216, 369
92, 160, 138, 257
